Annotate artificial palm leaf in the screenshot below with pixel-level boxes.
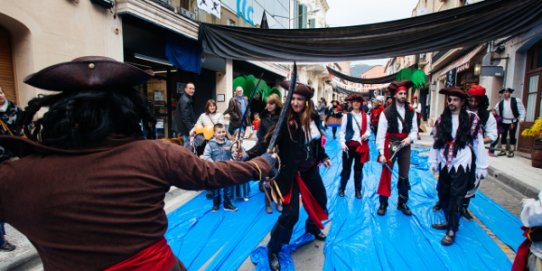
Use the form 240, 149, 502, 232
410, 69, 427, 88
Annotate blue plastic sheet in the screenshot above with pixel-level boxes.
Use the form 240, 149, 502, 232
470, 192, 523, 251
165, 130, 518, 270
323, 136, 512, 270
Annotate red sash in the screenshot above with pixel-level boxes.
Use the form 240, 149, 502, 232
282, 173, 329, 229
346, 111, 370, 163
105, 238, 176, 271
377, 132, 408, 197
512, 226, 532, 271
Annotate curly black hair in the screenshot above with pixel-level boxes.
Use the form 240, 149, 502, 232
20, 89, 156, 148
433, 106, 476, 157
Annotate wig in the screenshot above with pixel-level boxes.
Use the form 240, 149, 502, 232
21, 88, 156, 148
433, 106, 475, 157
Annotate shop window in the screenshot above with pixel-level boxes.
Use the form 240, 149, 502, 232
526, 75, 539, 121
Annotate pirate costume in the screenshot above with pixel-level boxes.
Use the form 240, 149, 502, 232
461, 84, 497, 220
429, 87, 488, 246
0, 56, 274, 271
376, 80, 418, 216
338, 93, 371, 198
494, 88, 525, 157
247, 81, 330, 271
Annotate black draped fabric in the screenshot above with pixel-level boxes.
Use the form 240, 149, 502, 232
199, 0, 542, 62
326, 65, 417, 84
333, 86, 371, 97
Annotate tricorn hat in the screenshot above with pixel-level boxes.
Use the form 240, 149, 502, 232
279, 81, 314, 99
467, 84, 486, 97
345, 93, 364, 102
439, 86, 468, 99
24, 56, 153, 91
499, 88, 514, 94
388, 80, 413, 95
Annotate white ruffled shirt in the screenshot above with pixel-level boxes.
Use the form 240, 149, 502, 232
428, 112, 488, 179
302, 120, 322, 142
376, 103, 418, 156
467, 109, 498, 142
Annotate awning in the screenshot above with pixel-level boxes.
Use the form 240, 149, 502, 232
437, 44, 486, 80
199, 0, 542, 62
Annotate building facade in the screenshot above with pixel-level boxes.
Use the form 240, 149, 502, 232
0, 0, 289, 138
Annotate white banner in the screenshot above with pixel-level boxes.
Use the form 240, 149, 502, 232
197, 0, 221, 19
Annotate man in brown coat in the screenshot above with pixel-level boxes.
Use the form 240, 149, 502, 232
0, 56, 275, 271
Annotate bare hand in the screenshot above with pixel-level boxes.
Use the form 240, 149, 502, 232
323, 159, 332, 168
380, 156, 387, 164
341, 143, 348, 152
361, 134, 369, 141
401, 137, 412, 146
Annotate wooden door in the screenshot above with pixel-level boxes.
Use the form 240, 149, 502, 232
0, 26, 16, 103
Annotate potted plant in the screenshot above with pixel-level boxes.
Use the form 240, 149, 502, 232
521, 117, 542, 168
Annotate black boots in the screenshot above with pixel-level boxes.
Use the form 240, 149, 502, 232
397, 203, 412, 216
355, 190, 362, 199
441, 230, 456, 246
306, 220, 326, 241
338, 189, 361, 199
432, 202, 442, 211
431, 222, 448, 230
268, 251, 281, 271
377, 196, 388, 216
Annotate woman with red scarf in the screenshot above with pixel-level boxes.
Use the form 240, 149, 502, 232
247, 81, 331, 271
338, 93, 370, 199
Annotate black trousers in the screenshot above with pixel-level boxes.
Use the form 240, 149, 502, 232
437, 166, 471, 232
332, 127, 338, 138
267, 166, 327, 253
339, 145, 364, 192
500, 121, 518, 145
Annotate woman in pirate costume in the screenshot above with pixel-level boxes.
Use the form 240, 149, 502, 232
338, 93, 371, 198
246, 81, 331, 271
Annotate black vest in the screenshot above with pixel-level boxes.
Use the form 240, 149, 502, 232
383, 105, 414, 134
498, 97, 519, 119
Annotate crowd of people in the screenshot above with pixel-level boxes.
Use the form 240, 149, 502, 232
0, 56, 536, 270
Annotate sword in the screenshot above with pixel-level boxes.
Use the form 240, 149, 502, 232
264, 62, 297, 204
382, 142, 406, 178
267, 62, 297, 154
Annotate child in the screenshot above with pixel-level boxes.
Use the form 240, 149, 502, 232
202, 123, 246, 212
252, 112, 261, 133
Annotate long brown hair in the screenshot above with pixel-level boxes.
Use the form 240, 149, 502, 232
286, 97, 321, 142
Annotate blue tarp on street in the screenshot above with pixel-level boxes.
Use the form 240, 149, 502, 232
165, 131, 518, 270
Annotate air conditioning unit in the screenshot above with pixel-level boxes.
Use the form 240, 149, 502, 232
180, 7, 196, 20
90, 0, 114, 9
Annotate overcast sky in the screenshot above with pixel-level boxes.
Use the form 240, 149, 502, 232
326, 0, 419, 66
